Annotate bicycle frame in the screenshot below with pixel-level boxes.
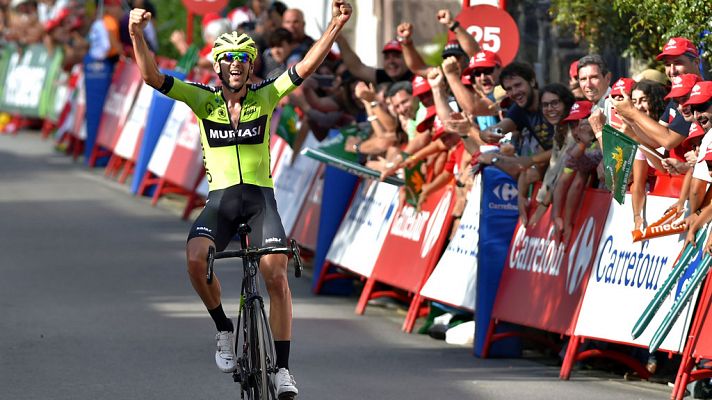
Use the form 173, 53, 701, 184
206, 224, 302, 400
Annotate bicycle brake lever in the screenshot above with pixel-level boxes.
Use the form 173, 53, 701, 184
290, 239, 303, 278
206, 246, 215, 284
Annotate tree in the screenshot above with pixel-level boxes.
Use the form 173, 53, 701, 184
550, 0, 712, 74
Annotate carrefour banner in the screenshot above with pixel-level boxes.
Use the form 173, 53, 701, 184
326, 180, 399, 277
491, 188, 612, 335
574, 194, 697, 352
147, 101, 191, 178
420, 174, 482, 311
0, 44, 62, 117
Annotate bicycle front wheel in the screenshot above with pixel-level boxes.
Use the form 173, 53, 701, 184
247, 304, 277, 399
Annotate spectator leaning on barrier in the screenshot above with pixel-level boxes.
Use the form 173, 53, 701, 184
551, 100, 599, 243
578, 54, 612, 147
478, 62, 554, 178
611, 37, 702, 151
129, 1, 353, 396
519, 83, 575, 227
628, 79, 669, 230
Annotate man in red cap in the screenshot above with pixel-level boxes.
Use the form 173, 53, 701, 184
612, 37, 703, 150
569, 60, 585, 100
442, 50, 502, 132
335, 36, 413, 86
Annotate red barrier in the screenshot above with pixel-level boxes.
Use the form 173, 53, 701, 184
355, 185, 455, 332
290, 164, 324, 252
671, 276, 712, 400
483, 189, 611, 362
150, 113, 204, 206
88, 60, 142, 167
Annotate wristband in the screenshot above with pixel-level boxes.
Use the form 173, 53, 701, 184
448, 21, 460, 32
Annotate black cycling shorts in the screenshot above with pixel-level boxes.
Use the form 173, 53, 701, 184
187, 184, 287, 251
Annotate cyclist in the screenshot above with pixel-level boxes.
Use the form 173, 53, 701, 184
128, 1, 352, 397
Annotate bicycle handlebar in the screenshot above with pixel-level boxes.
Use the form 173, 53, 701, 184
206, 239, 303, 284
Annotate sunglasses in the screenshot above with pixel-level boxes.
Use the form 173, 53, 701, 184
690, 100, 712, 113
219, 51, 250, 63
471, 67, 495, 76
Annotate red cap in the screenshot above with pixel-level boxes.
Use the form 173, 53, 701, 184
563, 101, 593, 122
656, 37, 699, 61
610, 77, 635, 97
569, 60, 579, 80
683, 81, 712, 106
382, 40, 402, 53
44, 8, 70, 31
431, 116, 445, 140
667, 74, 703, 100
412, 75, 431, 98
462, 50, 501, 76
701, 138, 712, 161
202, 12, 222, 29
416, 106, 437, 133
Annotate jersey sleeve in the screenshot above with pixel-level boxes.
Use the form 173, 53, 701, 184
264, 66, 303, 104
157, 75, 215, 118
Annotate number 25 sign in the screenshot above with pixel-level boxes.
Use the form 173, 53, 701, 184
181, 0, 228, 15
452, 5, 520, 66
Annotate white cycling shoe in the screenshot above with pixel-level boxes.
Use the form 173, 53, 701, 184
215, 331, 237, 373
275, 368, 298, 398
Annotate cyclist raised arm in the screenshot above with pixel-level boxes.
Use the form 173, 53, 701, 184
128, 2, 352, 398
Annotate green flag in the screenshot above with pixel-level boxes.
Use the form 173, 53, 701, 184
403, 153, 426, 207
275, 104, 300, 147
602, 124, 638, 204
314, 124, 370, 162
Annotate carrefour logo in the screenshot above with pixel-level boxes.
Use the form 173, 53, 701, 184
566, 217, 596, 295
420, 190, 452, 258
493, 183, 518, 201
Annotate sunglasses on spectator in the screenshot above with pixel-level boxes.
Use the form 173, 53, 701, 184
471, 67, 495, 76
541, 99, 561, 109
219, 51, 250, 63
690, 100, 712, 113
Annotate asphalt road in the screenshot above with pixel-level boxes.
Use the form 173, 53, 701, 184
0, 131, 675, 399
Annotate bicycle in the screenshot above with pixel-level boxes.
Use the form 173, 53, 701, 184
206, 224, 303, 400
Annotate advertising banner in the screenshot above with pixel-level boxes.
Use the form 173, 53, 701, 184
491, 188, 612, 335
92, 61, 143, 160
366, 185, 455, 293
82, 54, 115, 162
272, 133, 321, 236
0, 44, 53, 117
420, 174, 482, 311
161, 113, 203, 191
574, 194, 697, 352
474, 167, 521, 356
326, 180, 400, 278
113, 83, 155, 162
146, 101, 191, 178
290, 165, 324, 250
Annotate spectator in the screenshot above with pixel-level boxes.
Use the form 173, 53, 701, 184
628, 79, 668, 230
335, 35, 413, 85
519, 83, 575, 227
7, 0, 44, 45
478, 62, 555, 178
569, 60, 585, 100
259, 27, 301, 80
443, 50, 502, 130
282, 8, 314, 58
552, 100, 600, 242
612, 37, 702, 150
